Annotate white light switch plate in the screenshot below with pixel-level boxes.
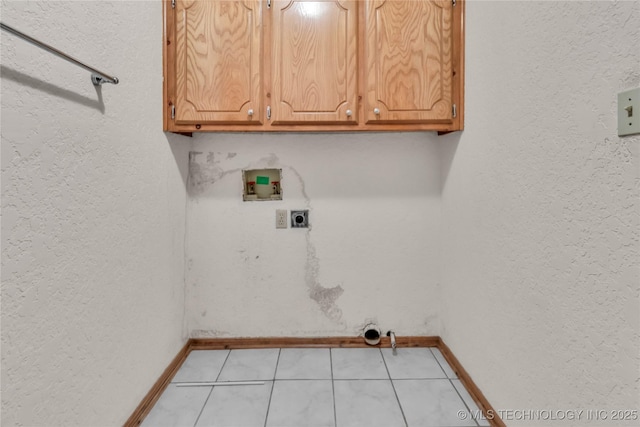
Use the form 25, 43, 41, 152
618, 88, 640, 136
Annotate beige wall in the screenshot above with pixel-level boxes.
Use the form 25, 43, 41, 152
186, 133, 442, 338
440, 1, 640, 425
1, 1, 188, 425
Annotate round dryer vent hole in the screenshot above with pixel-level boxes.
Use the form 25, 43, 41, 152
363, 323, 381, 345
364, 329, 380, 341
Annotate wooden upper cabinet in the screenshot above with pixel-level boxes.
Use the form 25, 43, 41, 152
270, 0, 358, 124
365, 0, 452, 124
172, 0, 263, 124
163, 0, 464, 132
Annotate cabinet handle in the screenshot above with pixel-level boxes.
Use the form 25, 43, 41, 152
248, 109, 254, 116
346, 109, 352, 117
373, 108, 380, 115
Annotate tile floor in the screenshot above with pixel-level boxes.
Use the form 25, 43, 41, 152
141, 347, 490, 427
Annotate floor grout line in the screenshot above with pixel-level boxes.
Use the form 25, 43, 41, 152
262, 348, 281, 427
449, 378, 481, 427
191, 386, 214, 427
191, 349, 232, 427
429, 347, 451, 378
379, 348, 409, 427
330, 348, 338, 427
216, 350, 232, 382
333, 378, 444, 382
430, 348, 481, 426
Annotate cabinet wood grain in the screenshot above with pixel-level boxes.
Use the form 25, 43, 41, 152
365, 0, 452, 123
270, 0, 358, 124
163, 0, 465, 133
174, 0, 263, 124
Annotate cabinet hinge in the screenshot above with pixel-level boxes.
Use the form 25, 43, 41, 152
452, 0, 456, 6
266, 105, 271, 120
452, 104, 457, 118
171, 0, 175, 8
171, 104, 176, 120
267, 0, 271, 9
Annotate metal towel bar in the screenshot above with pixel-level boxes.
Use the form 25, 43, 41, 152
1, 22, 119, 86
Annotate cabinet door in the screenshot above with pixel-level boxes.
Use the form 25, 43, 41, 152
270, 0, 358, 124
365, 0, 452, 123
174, 0, 262, 124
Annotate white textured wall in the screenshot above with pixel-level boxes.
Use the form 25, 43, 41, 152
1, 1, 189, 425
440, 1, 640, 425
186, 133, 442, 337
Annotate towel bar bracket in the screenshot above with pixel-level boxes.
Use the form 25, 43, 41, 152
91, 74, 119, 86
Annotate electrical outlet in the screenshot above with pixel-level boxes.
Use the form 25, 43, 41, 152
276, 209, 288, 229
291, 210, 309, 228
